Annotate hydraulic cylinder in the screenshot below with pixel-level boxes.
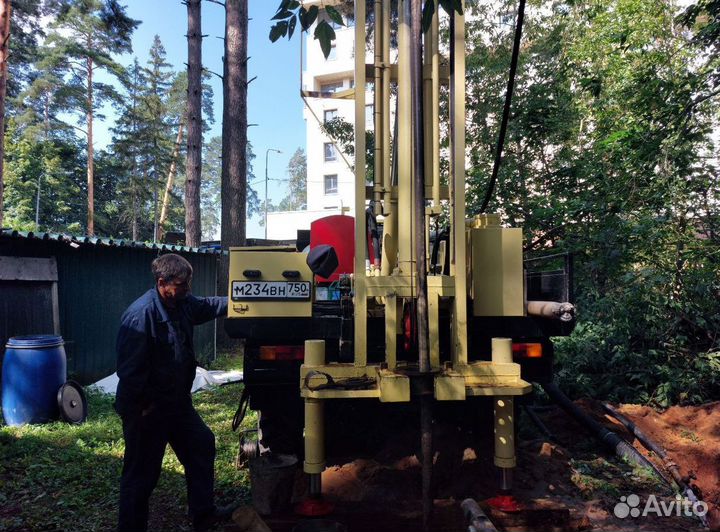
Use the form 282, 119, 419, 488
303, 340, 326, 496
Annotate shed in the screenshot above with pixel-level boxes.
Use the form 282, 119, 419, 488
0, 230, 222, 384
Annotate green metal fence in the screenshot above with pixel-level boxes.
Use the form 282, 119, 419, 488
0, 231, 221, 384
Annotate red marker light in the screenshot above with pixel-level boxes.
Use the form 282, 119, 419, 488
259, 345, 305, 361
512, 343, 543, 359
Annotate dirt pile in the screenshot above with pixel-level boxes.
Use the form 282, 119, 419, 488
614, 401, 720, 529
309, 399, 719, 531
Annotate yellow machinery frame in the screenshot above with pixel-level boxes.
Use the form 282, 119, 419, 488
298, 0, 532, 504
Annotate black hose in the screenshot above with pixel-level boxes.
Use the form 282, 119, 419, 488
523, 404, 556, 442
601, 402, 710, 528
479, 0, 527, 214
601, 403, 666, 458
540, 382, 667, 475
232, 387, 250, 432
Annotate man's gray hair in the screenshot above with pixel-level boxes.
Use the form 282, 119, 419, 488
152, 253, 193, 282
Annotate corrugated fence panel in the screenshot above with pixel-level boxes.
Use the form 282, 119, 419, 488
185, 254, 218, 364
0, 235, 219, 384
57, 247, 219, 383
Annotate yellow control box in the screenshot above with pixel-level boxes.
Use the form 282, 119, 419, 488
227, 248, 313, 318
468, 215, 525, 317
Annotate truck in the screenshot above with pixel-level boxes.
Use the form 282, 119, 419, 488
225, 0, 575, 523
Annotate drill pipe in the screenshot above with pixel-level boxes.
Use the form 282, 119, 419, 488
409, 0, 432, 529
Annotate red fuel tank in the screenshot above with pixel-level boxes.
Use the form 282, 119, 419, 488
310, 215, 355, 282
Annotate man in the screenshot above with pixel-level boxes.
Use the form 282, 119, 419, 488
115, 253, 231, 532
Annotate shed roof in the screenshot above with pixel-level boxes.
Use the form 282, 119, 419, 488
0, 229, 222, 255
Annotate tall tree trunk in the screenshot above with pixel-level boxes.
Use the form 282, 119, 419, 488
153, 138, 159, 241
218, 0, 248, 347
185, 0, 202, 247
86, 55, 95, 236
0, 0, 11, 230
158, 119, 185, 242
131, 176, 138, 241
221, 0, 248, 251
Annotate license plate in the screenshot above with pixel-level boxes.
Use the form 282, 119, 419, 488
231, 281, 311, 301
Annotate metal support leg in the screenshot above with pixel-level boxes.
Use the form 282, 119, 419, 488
303, 340, 326, 495
304, 397, 325, 495
298, 340, 333, 516
489, 395, 521, 512
494, 396, 516, 472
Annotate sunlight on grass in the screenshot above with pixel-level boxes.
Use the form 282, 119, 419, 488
0, 352, 253, 532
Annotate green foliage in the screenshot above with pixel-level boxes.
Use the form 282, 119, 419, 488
5, 0, 63, 103
321, 116, 375, 184
462, 0, 719, 405
4, 13, 217, 242
3, 120, 86, 232
278, 147, 307, 211
269, 0, 463, 57
39, 0, 139, 127
201, 137, 260, 239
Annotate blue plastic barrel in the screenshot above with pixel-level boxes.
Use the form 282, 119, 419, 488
2, 335, 66, 426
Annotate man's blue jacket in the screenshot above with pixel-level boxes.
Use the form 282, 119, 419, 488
115, 288, 228, 417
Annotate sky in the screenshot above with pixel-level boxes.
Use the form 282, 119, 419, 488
97, 0, 307, 239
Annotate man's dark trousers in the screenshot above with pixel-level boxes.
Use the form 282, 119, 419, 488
118, 401, 215, 532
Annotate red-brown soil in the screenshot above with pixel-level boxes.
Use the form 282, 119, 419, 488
614, 401, 720, 529
238, 399, 720, 531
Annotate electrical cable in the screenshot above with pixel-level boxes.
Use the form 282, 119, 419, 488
479, 0, 527, 214
231, 387, 250, 432
303, 370, 375, 391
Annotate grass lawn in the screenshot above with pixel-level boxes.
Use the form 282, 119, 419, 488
0, 353, 255, 532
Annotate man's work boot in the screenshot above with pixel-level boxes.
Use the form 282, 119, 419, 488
193, 504, 237, 532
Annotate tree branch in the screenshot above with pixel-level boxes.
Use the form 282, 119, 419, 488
53, 117, 88, 137
202, 67, 223, 81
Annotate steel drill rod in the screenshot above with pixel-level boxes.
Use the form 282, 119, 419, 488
409, 0, 432, 529
410, 1, 429, 374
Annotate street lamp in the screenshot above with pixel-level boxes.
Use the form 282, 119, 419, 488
264, 148, 282, 239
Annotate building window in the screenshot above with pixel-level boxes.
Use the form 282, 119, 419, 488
327, 43, 337, 60
324, 174, 338, 195
324, 142, 336, 162
320, 81, 343, 94
324, 109, 338, 123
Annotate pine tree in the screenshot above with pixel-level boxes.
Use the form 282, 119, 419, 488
220, 0, 249, 249
185, 0, 202, 247
140, 35, 174, 241
111, 58, 148, 240
38, 0, 138, 235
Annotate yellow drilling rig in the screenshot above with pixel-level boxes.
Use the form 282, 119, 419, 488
226, 0, 575, 526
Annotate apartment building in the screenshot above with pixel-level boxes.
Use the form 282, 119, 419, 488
266, 9, 364, 240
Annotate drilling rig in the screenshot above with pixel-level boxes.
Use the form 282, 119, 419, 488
226, 0, 575, 527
